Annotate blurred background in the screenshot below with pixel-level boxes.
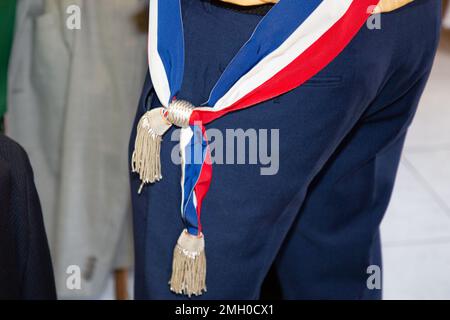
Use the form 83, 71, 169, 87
381, 16, 450, 299
1, 0, 449, 300
1, 0, 149, 300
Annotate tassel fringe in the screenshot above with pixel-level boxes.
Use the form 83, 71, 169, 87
131, 123, 162, 190
169, 230, 207, 297
131, 108, 171, 193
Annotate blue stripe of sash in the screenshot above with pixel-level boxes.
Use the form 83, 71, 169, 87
206, 0, 324, 106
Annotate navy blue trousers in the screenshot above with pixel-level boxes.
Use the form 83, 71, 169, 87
130, 0, 441, 299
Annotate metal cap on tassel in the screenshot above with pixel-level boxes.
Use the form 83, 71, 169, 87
131, 107, 172, 192
166, 100, 195, 128
169, 229, 207, 297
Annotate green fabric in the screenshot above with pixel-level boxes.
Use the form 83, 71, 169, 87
0, 0, 17, 119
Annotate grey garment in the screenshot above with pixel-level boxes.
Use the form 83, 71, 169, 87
7, 0, 147, 298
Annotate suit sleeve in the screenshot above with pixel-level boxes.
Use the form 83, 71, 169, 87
20, 150, 57, 299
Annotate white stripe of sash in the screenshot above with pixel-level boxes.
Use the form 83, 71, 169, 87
149, 0, 172, 106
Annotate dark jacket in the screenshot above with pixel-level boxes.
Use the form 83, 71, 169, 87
0, 134, 56, 299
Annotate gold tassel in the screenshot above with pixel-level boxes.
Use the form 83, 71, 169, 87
169, 230, 207, 297
131, 108, 171, 193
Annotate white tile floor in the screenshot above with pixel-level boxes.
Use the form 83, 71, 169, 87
381, 37, 450, 300
98, 34, 450, 301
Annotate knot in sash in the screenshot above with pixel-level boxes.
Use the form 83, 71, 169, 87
165, 100, 195, 128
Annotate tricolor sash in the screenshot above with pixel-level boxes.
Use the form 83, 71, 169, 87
132, 0, 380, 297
